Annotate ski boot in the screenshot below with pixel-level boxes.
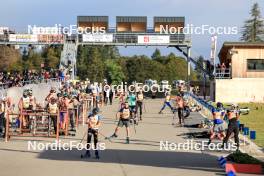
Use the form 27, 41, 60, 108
106, 133, 117, 140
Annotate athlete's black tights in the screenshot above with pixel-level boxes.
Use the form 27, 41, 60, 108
178, 108, 184, 124
223, 121, 239, 148
86, 128, 98, 154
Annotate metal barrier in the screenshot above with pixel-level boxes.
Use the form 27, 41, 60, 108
5, 110, 60, 142
80, 98, 93, 126
0, 78, 60, 90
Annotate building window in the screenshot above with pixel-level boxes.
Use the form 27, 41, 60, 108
247, 59, 264, 71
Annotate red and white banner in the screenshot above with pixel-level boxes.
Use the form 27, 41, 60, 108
37, 34, 64, 43
138, 35, 170, 44
9, 34, 38, 42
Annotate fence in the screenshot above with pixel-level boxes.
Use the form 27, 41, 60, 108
0, 78, 60, 90
4, 96, 94, 142
215, 68, 231, 79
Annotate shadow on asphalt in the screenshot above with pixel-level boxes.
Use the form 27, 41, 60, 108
37, 148, 223, 173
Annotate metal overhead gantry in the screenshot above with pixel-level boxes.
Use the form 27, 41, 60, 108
0, 16, 212, 83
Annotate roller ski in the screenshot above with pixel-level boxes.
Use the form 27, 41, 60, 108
105, 133, 116, 141
80, 151, 91, 159
95, 150, 100, 159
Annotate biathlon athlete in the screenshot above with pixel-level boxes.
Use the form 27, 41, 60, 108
47, 97, 58, 134
59, 93, 69, 130
159, 91, 174, 114
208, 102, 226, 145
108, 101, 131, 144
28, 90, 36, 110
222, 104, 240, 150
136, 90, 144, 121
18, 90, 31, 128
127, 91, 137, 124
45, 87, 57, 103
0, 97, 13, 138
81, 108, 102, 159
175, 94, 184, 126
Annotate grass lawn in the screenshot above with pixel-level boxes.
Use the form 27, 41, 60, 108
238, 103, 264, 148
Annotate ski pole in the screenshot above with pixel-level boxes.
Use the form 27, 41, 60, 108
80, 130, 87, 143
143, 102, 146, 113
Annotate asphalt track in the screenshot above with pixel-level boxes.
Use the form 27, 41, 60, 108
0, 98, 257, 176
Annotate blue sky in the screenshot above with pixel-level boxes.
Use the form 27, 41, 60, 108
0, 0, 263, 61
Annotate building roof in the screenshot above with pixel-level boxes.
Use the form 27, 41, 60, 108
77, 16, 108, 22
116, 16, 147, 23
153, 16, 185, 23
218, 42, 264, 61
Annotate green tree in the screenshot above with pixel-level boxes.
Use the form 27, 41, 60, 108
43, 47, 60, 69
23, 48, 44, 71
105, 60, 125, 84
241, 2, 264, 42
164, 53, 187, 82
151, 48, 161, 60
77, 46, 105, 82
0, 46, 20, 71
98, 46, 120, 60
195, 56, 205, 80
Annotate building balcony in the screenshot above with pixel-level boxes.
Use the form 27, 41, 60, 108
215, 68, 231, 79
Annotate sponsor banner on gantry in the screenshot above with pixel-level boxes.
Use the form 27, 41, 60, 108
37, 34, 64, 43
9, 34, 38, 42
138, 35, 170, 44
82, 34, 113, 42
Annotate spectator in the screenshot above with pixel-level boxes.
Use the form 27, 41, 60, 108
0, 69, 60, 89
220, 63, 226, 77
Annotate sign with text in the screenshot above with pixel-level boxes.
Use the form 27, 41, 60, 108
9, 34, 38, 42
82, 34, 113, 42
138, 35, 170, 44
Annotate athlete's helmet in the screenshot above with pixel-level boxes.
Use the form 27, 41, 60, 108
57, 93, 62, 97
216, 102, 223, 109
92, 108, 99, 115
50, 97, 57, 102
28, 89, 33, 96
63, 93, 68, 97
23, 90, 28, 97
50, 87, 56, 93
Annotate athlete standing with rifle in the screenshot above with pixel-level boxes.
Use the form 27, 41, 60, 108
208, 102, 226, 145
222, 104, 240, 150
